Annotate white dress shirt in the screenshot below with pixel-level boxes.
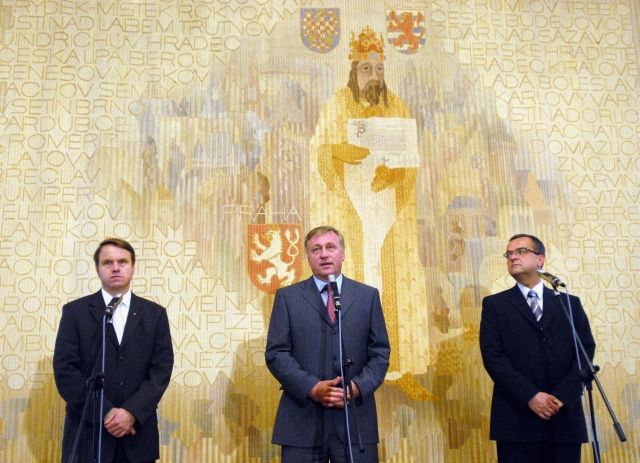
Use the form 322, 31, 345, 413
102, 289, 132, 344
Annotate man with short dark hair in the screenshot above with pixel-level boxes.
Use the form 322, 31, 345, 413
480, 234, 595, 463
54, 238, 173, 462
266, 225, 390, 462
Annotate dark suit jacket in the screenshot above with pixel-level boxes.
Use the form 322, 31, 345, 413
479, 285, 595, 443
53, 291, 174, 462
265, 276, 390, 447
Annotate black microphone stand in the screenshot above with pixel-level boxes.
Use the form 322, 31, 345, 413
330, 281, 364, 463
94, 306, 114, 463
68, 298, 118, 463
549, 280, 626, 463
67, 342, 103, 463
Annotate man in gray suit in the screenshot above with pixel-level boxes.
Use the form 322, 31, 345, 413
265, 225, 391, 462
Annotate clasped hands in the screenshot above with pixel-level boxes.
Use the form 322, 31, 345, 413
310, 376, 360, 408
104, 407, 136, 438
528, 392, 563, 420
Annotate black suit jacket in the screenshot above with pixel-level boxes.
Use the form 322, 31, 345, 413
265, 276, 390, 447
53, 291, 174, 462
479, 285, 595, 443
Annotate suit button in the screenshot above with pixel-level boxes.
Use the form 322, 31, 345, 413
119, 356, 124, 361
119, 381, 124, 386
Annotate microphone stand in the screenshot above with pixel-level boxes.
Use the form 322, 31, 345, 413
68, 298, 119, 463
94, 307, 114, 463
549, 281, 626, 463
67, 343, 104, 463
330, 281, 364, 463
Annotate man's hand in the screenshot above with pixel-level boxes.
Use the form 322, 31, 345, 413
331, 143, 370, 165
104, 408, 136, 438
528, 392, 563, 420
310, 377, 359, 409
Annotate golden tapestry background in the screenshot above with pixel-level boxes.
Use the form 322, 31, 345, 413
0, 0, 638, 461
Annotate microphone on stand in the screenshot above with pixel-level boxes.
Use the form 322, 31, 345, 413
328, 274, 342, 310
329, 273, 360, 460
538, 270, 566, 288
105, 294, 123, 316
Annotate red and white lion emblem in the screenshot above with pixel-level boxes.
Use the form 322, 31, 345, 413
387, 10, 426, 54
247, 224, 303, 293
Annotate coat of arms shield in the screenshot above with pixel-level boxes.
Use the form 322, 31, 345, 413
300, 8, 340, 54
387, 10, 426, 54
247, 223, 303, 293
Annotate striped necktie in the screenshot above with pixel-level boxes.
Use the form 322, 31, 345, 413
528, 290, 542, 322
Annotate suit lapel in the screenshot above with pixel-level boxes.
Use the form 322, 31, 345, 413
338, 276, 357, 320
507, 285, 539, 327
89, 291, 119, 347
299, 277, 333, 325
89, 291, 104, 323
119, 294, 143, 349
540, 286, 559, 330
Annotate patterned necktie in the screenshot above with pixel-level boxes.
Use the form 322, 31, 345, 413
325, 284, 336, 324
528, 290, 542, 322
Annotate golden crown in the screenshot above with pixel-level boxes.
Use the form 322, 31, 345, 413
349, 26, 384, 61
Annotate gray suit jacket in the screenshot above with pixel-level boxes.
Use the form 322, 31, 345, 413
265, 276, 390, 447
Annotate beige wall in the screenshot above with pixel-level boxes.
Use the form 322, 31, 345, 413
0, 1, 638, 461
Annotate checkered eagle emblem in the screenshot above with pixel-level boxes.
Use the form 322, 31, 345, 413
300, 8, 340, 54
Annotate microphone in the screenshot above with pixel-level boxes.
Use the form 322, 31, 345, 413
105, 294, 123, 316
538, 270, 566, 288
328, 274, 342, 310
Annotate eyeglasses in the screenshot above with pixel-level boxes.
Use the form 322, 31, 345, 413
503, 248, 541, 259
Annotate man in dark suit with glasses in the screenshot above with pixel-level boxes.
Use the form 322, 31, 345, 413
480, 234, 595, 463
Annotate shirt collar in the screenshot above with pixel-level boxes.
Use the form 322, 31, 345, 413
312, 274, 343, 293
101, 288, 132, 308
517, 281, 544, 303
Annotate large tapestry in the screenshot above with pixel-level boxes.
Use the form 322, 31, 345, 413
0, 0, 638, 461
